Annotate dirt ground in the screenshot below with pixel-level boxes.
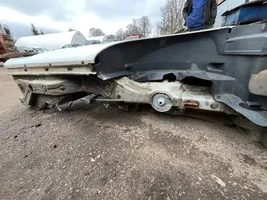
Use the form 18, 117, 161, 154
0, 67, 267, 200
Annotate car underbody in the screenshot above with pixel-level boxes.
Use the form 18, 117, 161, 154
4, 23, 267, 145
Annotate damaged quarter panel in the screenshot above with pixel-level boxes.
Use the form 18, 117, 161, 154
4, 24, 267, 127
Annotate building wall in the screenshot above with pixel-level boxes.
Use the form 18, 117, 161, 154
214, 0, 246, 27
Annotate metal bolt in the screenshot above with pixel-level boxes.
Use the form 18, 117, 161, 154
211, 103, 219, 110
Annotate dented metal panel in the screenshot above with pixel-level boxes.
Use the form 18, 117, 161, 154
112, 77, 231, 113
4, 23, 267, 127
4, 27, 230, 69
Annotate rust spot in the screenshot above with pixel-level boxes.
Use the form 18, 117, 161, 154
183, 100, 200, 108
79, 87, 88, 92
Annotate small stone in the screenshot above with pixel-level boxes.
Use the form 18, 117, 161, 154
211, 175, 226, 187
90, 158, 96, 162
233, 182, 237, 186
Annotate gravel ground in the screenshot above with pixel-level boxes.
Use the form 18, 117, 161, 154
0, 67, 267, 200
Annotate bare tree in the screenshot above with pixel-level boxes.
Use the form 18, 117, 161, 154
89, 28, 105, 37
157, 0, 186, 35
40, 29, 44, 35
124, 16, 152, 37
138, 16, 152, 37
153, 22, 163, 36
125, 19, 141, 36
106, 34, 115, 39
115, 16, 152, 40
115, 28, 126, 40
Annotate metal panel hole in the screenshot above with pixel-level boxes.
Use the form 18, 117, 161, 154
28, 84, 33, 91
239, 103, 264, 111
163, 73, 177, 82
181, 77, 212, 87
207, 63, 224, 73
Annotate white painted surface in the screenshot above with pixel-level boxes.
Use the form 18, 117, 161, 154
5, 43, 114, 68
15, 31, 87, 51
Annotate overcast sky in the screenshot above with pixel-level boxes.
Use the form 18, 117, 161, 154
0, 0, 165, 39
